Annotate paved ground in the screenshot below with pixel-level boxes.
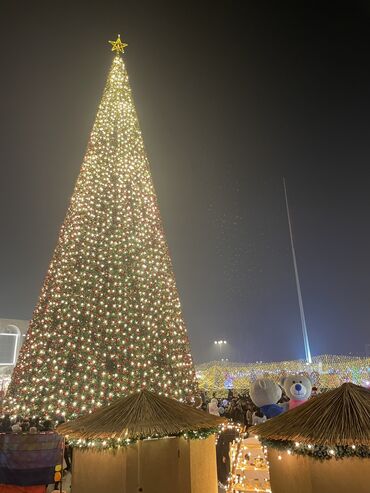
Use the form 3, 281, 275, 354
47, 472, 224, 492
47, 470, 71, 492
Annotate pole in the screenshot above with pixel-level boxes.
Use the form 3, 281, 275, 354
59, 438, 65, 493
283, 178, 312, 364
137, 439, 143, 492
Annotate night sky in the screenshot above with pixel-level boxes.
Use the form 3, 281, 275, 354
1, 1, 370, 363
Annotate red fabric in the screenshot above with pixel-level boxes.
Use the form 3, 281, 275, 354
288, 399, 307, 410
0, 485, 46, 493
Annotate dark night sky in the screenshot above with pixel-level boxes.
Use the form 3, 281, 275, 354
1, 1, 370, 363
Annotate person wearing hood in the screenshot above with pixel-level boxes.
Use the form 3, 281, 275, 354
208, 397, 220, 416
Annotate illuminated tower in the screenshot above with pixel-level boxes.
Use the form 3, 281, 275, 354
283, 178, 312, 363
5, 36, 197, 418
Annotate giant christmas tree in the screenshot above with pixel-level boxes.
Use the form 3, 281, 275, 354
6, 36, 197, 418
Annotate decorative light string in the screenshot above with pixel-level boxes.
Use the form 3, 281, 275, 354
65, 427, 219, 450
260, 439, 370, 460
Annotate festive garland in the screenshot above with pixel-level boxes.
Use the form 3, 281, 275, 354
261, 439, 370, 460
66, 427, 219, 450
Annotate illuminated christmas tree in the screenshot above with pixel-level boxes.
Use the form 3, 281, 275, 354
6, 36, 197, 418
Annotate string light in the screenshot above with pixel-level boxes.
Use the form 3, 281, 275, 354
261, 439, 370, 460
67, 428, 218, 450
4, 40, 197, 418
227, 428, 271, 492
196, 354, 370, 392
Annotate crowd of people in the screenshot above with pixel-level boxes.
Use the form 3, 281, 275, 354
0, 414, 56, 434
201, 388, 290, 426
0, 413, 72, 484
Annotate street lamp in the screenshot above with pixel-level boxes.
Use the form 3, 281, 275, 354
214, 340, 227, 360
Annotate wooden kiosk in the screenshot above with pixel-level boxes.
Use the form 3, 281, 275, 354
58, 390, 224, 493
251, 383, 370, 493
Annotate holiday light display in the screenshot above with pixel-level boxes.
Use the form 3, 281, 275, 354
228, 434, 271, 493
196, 355, 370, 393
4, 36, 197, 418
227, 439, 369, 492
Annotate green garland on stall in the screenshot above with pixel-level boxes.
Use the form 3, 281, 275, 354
261, 439, 370, 460
66, 427, 219, 450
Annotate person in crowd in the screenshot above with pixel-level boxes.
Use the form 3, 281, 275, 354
223, 398, 234, 419
29, 418, 38, 431
57, 417, 72, 472
222, 398, 228, 408
245, 406, 253, 427
200, 390, 206, 403
218, 405, 225, 416
252, 408, 266, 425
208, 397, 220, 416
311, 386, 319, 397
11, 422, 22, 433
231, 397, 245, 424
42, 419, 54, 431
21, 419, 30, 432
193, 395, 203, 409
0, 414, 12, 432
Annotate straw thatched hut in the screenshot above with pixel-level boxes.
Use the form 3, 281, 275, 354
57, 390, 225, 493
251, 383, 370, 493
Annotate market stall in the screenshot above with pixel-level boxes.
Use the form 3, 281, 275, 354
58, 389, 225, 493
251, 383, 370, 493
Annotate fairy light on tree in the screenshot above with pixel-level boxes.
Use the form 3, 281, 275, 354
5, 35, 197, 418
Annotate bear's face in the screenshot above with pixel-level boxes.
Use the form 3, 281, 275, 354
283, 375, 312, 401
250, 379, 282, 408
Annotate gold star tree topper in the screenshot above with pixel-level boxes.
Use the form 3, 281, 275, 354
109, 34, 128, 54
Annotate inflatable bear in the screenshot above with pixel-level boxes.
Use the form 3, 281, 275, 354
250, 378, 283, 419
282, 374, 312, 410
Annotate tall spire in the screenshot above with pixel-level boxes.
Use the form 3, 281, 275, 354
5, 39, 197, 418
283, 178, 312, 364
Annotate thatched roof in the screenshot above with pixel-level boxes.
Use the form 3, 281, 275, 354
57, 390, 225, 440
251, 383, 370, 446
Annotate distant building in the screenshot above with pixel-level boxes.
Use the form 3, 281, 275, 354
0, 319, 29, 382
0, 318, 29, 392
